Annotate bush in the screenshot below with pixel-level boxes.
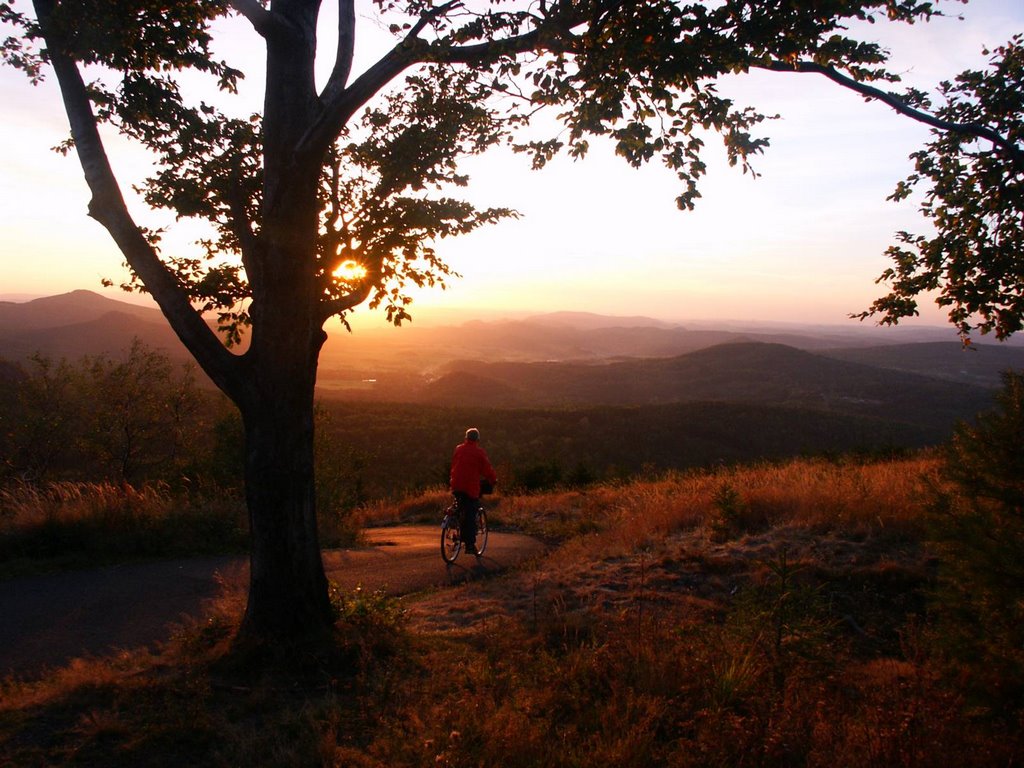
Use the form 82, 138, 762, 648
0, 343, 225, 485
929, 371, 1024, 707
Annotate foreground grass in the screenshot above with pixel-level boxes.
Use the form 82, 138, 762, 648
2, 455, 1021, 766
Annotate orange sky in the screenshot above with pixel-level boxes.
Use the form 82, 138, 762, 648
1, 0, 1022, 335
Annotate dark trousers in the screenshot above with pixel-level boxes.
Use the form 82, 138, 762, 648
453, 491, 478, 548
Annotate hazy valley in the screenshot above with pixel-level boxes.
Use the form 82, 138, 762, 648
3, 291, 1021, 480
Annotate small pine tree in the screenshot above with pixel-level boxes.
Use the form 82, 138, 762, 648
946, 370, 1024, 515
931, 370, 1024, 708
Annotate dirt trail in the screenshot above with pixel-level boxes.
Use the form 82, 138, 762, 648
0, 526, 544, 680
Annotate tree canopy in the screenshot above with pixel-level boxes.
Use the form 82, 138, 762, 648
2, 0, 1018, 344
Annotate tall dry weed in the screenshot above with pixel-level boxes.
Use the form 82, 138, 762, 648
717, 457, 937, 535
0, 479, 246, 573
351, 455, 933, 551
0, 479, 173, 529
354, 486, 452, 526
643, 457, 932, 544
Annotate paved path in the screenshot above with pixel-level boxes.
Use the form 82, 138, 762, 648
0, 526, 544, 680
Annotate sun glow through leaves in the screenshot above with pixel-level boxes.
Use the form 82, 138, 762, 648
332, 260, 367, 283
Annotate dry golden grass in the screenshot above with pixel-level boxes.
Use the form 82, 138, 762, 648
497, 455, 936, 561
2, 453, 1019, 767
0, 479, 248, 576
367, 454, 1005, 767
0, 480, 175, 528
706, 455, 937, 532
405, 457, 938, 636
353, 486, 451, 526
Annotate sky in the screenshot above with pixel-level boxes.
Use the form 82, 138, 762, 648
1, 0, 1022, 336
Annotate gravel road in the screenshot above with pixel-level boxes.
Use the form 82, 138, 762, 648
0, 526, 544, 680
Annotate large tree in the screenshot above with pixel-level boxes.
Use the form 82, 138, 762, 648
1, 0, 1020, 644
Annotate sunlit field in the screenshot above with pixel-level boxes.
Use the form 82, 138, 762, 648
2, 452, 1020, 766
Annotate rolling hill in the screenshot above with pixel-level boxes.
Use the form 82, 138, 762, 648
0, 292, 1009, 448
315, 312, 981, 374
405, 342, 995, 442
2, 290, 1015, 488
0, 290, 165, 330
821, 341, 1024, 389
0, 291, 193, 364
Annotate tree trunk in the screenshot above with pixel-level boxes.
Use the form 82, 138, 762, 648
237, 357, 334, 642
235, 268, 334, 642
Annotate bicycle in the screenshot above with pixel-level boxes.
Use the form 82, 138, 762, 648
440, 499, 488, 564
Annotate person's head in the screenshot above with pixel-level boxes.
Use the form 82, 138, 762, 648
465, 427, 480, 442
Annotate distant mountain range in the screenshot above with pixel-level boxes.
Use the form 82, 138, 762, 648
0, 290, 166, 330
316, 305, 1024, 390
7, 290, 1021, 376
822, 342, 1024, 389
2, 291, 1022, 446
0, 290, 192, 364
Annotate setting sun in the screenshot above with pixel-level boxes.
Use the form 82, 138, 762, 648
332, 260, 367, 282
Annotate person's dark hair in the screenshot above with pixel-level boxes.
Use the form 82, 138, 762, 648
465, 427, 480, 441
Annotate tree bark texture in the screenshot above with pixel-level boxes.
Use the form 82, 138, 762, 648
239, 369, 333, 639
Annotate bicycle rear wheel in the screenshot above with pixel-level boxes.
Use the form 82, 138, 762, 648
474, 508, 488, 556
441, 513, 461, 563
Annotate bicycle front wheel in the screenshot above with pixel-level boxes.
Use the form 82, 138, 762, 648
475, 508, 488, 556
441, 515, 461, 563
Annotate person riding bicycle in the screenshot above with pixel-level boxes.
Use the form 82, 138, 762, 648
449, 427, 498, 556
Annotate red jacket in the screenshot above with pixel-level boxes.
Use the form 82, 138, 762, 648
450, 440, 498, 499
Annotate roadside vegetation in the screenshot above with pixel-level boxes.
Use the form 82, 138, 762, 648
2, 347, 1021, 765
0, 342, 926, 578
0, 480, 247, 577
2, 434, 1023, 764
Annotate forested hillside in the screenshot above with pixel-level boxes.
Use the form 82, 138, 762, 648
1, 294, 1011, 504
315, 399, 939, 499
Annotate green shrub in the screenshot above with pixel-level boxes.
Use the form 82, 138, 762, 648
929, 371, 1024, 707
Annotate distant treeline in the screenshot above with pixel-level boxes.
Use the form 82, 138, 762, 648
314, 398, 936, 500
2, 343, 955, 512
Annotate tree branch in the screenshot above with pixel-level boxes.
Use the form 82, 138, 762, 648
319, 0, 356, 106
408, 0, 461, 39
302, 3, 466, 159
436, 0, 593, 65
298, 43, 420, 162
225, 183, 261, 291
318, 255, 384, 324
302, 2, 573, 162
33, 0, 244, 399
320, 281, 374, 323
432, 26, 553, 65
228, 0, 277, 37
760, 59, 1024, 168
